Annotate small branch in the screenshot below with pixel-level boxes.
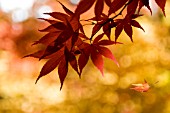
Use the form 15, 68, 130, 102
111, 0, 133, 20
89, 0, 133, 42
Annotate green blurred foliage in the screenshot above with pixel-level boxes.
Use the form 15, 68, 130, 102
0, 0, 170, 113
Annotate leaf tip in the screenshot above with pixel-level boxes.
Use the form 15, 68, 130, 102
35, 78, 39, 84
60, 84, 63, 90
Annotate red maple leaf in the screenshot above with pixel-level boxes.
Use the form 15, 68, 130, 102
115, 14, 144, 42
127, 0, 166, 16
75, 0, 112, 20
155, 0, 166, 16
76, 34, 121, 76
109, 0, 129, 15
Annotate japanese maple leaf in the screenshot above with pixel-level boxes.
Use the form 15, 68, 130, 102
126, 0, 152, 15
75, 0, 111, 20
155, 0, 166, 16
89, 14, 117, 40
115, 14, 144, 42
77, 33, 120, 76
130, 80, 150, 92
108, 0, 129, 15
25, 2, 83, 89
127, 0, 166, 16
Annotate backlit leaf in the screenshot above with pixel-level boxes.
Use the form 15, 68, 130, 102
58, 56, 68, 90
131, 20, 145, 32
124, 23, 133, 42
109, 0, 128, 15
97, 40, 118, 46
78, 47, 91, 74
57, 1, 74, 16
44, 12, 69, 22
91, 47, 104, 76
33, 31, 61, 45
95, 0, 104, 20
103, 22, 111, 40
115, 23, 123, 42
38, 24, 60, 32
35, 55, 62, 83
65, 48, 79, 75
155, 0, 166, 16
91, 24, 102, 38
105, 0, 112, 6
127, 0, 138, 14
97, 46, 119, 66
93, 33, 104, 43
130, 80, 150, 92
138, 0, 152, 15
75, 0, 95, 16
38, 18, 57, 24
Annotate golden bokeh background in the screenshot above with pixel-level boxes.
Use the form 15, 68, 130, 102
0, 0, 170, 113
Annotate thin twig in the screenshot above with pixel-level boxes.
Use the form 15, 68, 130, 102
89, 0, 133, 42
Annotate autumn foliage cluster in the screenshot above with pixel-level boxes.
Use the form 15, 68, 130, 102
25, 0, 166, 89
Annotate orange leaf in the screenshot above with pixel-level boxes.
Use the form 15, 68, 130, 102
130, 80, 150, 92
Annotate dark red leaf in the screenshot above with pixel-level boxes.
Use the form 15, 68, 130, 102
103, 22, 111, 40
91, 47, 104, 76
131, 20, 145, 32
155, 0, 166, 16
93, 33, 104, 43
75, 0, 95, 16
54, 29, 73, 46
43, 48, 64, 59
25, 46, 64, 60
72, 32, 79, 47
35, 55, 62, 83
39, 20, 67, 33
65, 48, 79, 75
97, 40, 119, 45
57, 1, 74, 16
44, 12, 69, 22
38, 18, 57, 24
39, 43, 64, 60
109, 0, 128, 15
77, 40, 90, 50
131, 14, 143, 19
79, 33, 89, 40
65, 19, 74, 32
124, 23, 133, 42
24, 50, 45, 58
69, 54, 79, 75
105, 0, 112, 6
74, 50, 81, 55
58, 56, 68, 90
69, 16, 80, 31
95, 0, 104, 20
79, 23, 85, 34
127, 0, 138, 14
138, 0, 152, 15
78, 47, 91, 74
32, 31, 61, 45
91, 24, 102, 38
115, 23, 123, 42
97, 46, 119, 66
39, 24, 60, 32
53, 22, 67, 30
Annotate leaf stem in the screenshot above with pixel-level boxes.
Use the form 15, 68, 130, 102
89, 0, 133, 42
